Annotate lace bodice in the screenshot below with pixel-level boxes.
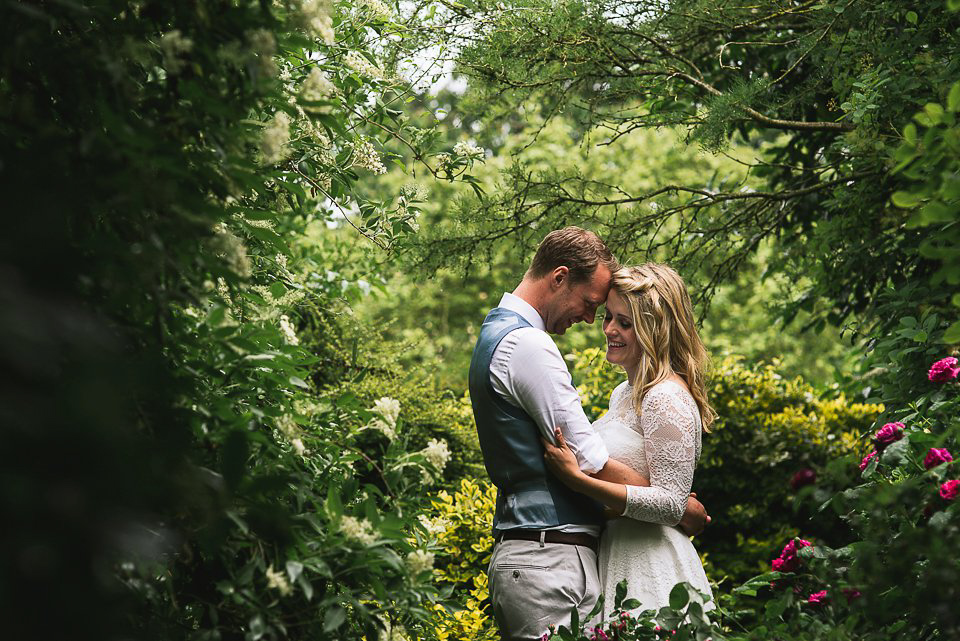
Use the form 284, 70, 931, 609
594, 380, 702, 526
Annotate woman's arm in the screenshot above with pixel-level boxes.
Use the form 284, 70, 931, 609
621, 387, 699, 526
541, 429, 631, 512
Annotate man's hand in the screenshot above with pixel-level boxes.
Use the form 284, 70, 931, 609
677, 492, 711, 537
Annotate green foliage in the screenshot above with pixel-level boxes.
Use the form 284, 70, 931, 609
570, 349, 880, 584
0, 1, 482, 639
891, 79, 960, 341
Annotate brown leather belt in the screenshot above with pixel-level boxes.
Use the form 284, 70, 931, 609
496, 530, 599, 553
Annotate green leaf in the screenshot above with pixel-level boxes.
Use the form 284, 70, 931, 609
286, 560, 304, 583
949, 82, 960, 112
569, 605, 579, 634
943, 320, 960, 343
323, 605, 346, 632
924, 103, 945, 124
881, 437, 910, 466
905, 10, 918, 24
269, 282, 287, 299
669, 583, 690, 610
615, 579, 628, 608
891, 191, 923, 208
290, 375, 309, 389
903, 123, 918, 144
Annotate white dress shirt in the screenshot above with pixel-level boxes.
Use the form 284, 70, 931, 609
488, 293, 610, 533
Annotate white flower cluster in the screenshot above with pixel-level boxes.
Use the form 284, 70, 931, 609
279, 314, 300, 346
246, 28, 277, 78
210, 225, 252, 279
344, 51, 385, 80
261, 112, 291, 165
276, 414, 298, 440
405, 549, 435, 575
351, 137, 387, 174
301, 68, 337, 113
160, 29, 194, 74
453, 140, 484, 160
399, 183, 428, 202
340, 515, 377, 545
422, 438, 451, 471
357, 0, 392, 22
417, 514, 450, 539
434, 152, 452, 173
367, 396, 400, 439
265, 565, 293, 596
300, 0, 335, 45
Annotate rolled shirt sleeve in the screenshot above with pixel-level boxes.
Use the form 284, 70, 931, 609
490, 327, 609, 474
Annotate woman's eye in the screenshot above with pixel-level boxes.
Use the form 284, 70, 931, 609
620, 321, 631, 329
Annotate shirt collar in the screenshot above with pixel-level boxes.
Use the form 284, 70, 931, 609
498, 292, 546, 332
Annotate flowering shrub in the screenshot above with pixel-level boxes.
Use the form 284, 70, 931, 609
0, 0, 489, 639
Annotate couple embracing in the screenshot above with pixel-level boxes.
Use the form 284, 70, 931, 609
468, 227, 715, 640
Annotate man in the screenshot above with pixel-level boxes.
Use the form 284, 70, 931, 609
468, 227, 709, 640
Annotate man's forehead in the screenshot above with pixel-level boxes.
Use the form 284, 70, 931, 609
580, 266, 612, 303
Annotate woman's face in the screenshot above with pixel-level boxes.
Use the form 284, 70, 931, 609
602, 289, 640, 369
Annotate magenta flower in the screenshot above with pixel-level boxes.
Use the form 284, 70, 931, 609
772, 538, 812, 573
874, 422, 904, 447
807, 590, 828, 605
924, 448, 954, 470
594, 627, 609, 641
842, 588, 862, 602
791, 468, 817, 490
859, 450, 877, 471
928, 357, 960, 383
940, 479, 960, 501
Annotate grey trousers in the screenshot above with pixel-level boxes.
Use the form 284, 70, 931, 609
488, 539, 601, 641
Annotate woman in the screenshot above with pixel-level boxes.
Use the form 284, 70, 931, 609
542, 263, 714, 617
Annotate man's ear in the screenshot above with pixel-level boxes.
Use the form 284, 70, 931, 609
550, 266, 569, 290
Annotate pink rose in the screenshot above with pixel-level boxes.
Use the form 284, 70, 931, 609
791, 468, 817, 490
859, 450, 877, 471
781, 538, 812, 558
928, 357, 960, 383
773, 538, 811, 573
940, 479, 960, 501
924, 448, 954, 470
874, 422, 904, 447
807, 590, 828, 605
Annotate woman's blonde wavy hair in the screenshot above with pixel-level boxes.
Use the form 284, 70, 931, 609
612, 263, 715, 431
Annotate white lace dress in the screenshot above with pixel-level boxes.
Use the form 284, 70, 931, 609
594, 380, 713, 618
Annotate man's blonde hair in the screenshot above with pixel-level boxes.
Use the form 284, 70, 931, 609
612, 263, 715, 430
528, 227, 619, 284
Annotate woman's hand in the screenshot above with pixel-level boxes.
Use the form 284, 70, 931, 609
541, 428, 584, 484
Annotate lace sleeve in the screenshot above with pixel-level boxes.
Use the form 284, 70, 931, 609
621, 385, 699, 526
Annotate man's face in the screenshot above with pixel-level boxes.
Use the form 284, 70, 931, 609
543, 265, 613, 335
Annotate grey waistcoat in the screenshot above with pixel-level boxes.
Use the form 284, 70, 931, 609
468, 307, 604, 532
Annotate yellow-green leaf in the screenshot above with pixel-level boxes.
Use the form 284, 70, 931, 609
948, 82, 960, 113
891, 190, 923, 208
